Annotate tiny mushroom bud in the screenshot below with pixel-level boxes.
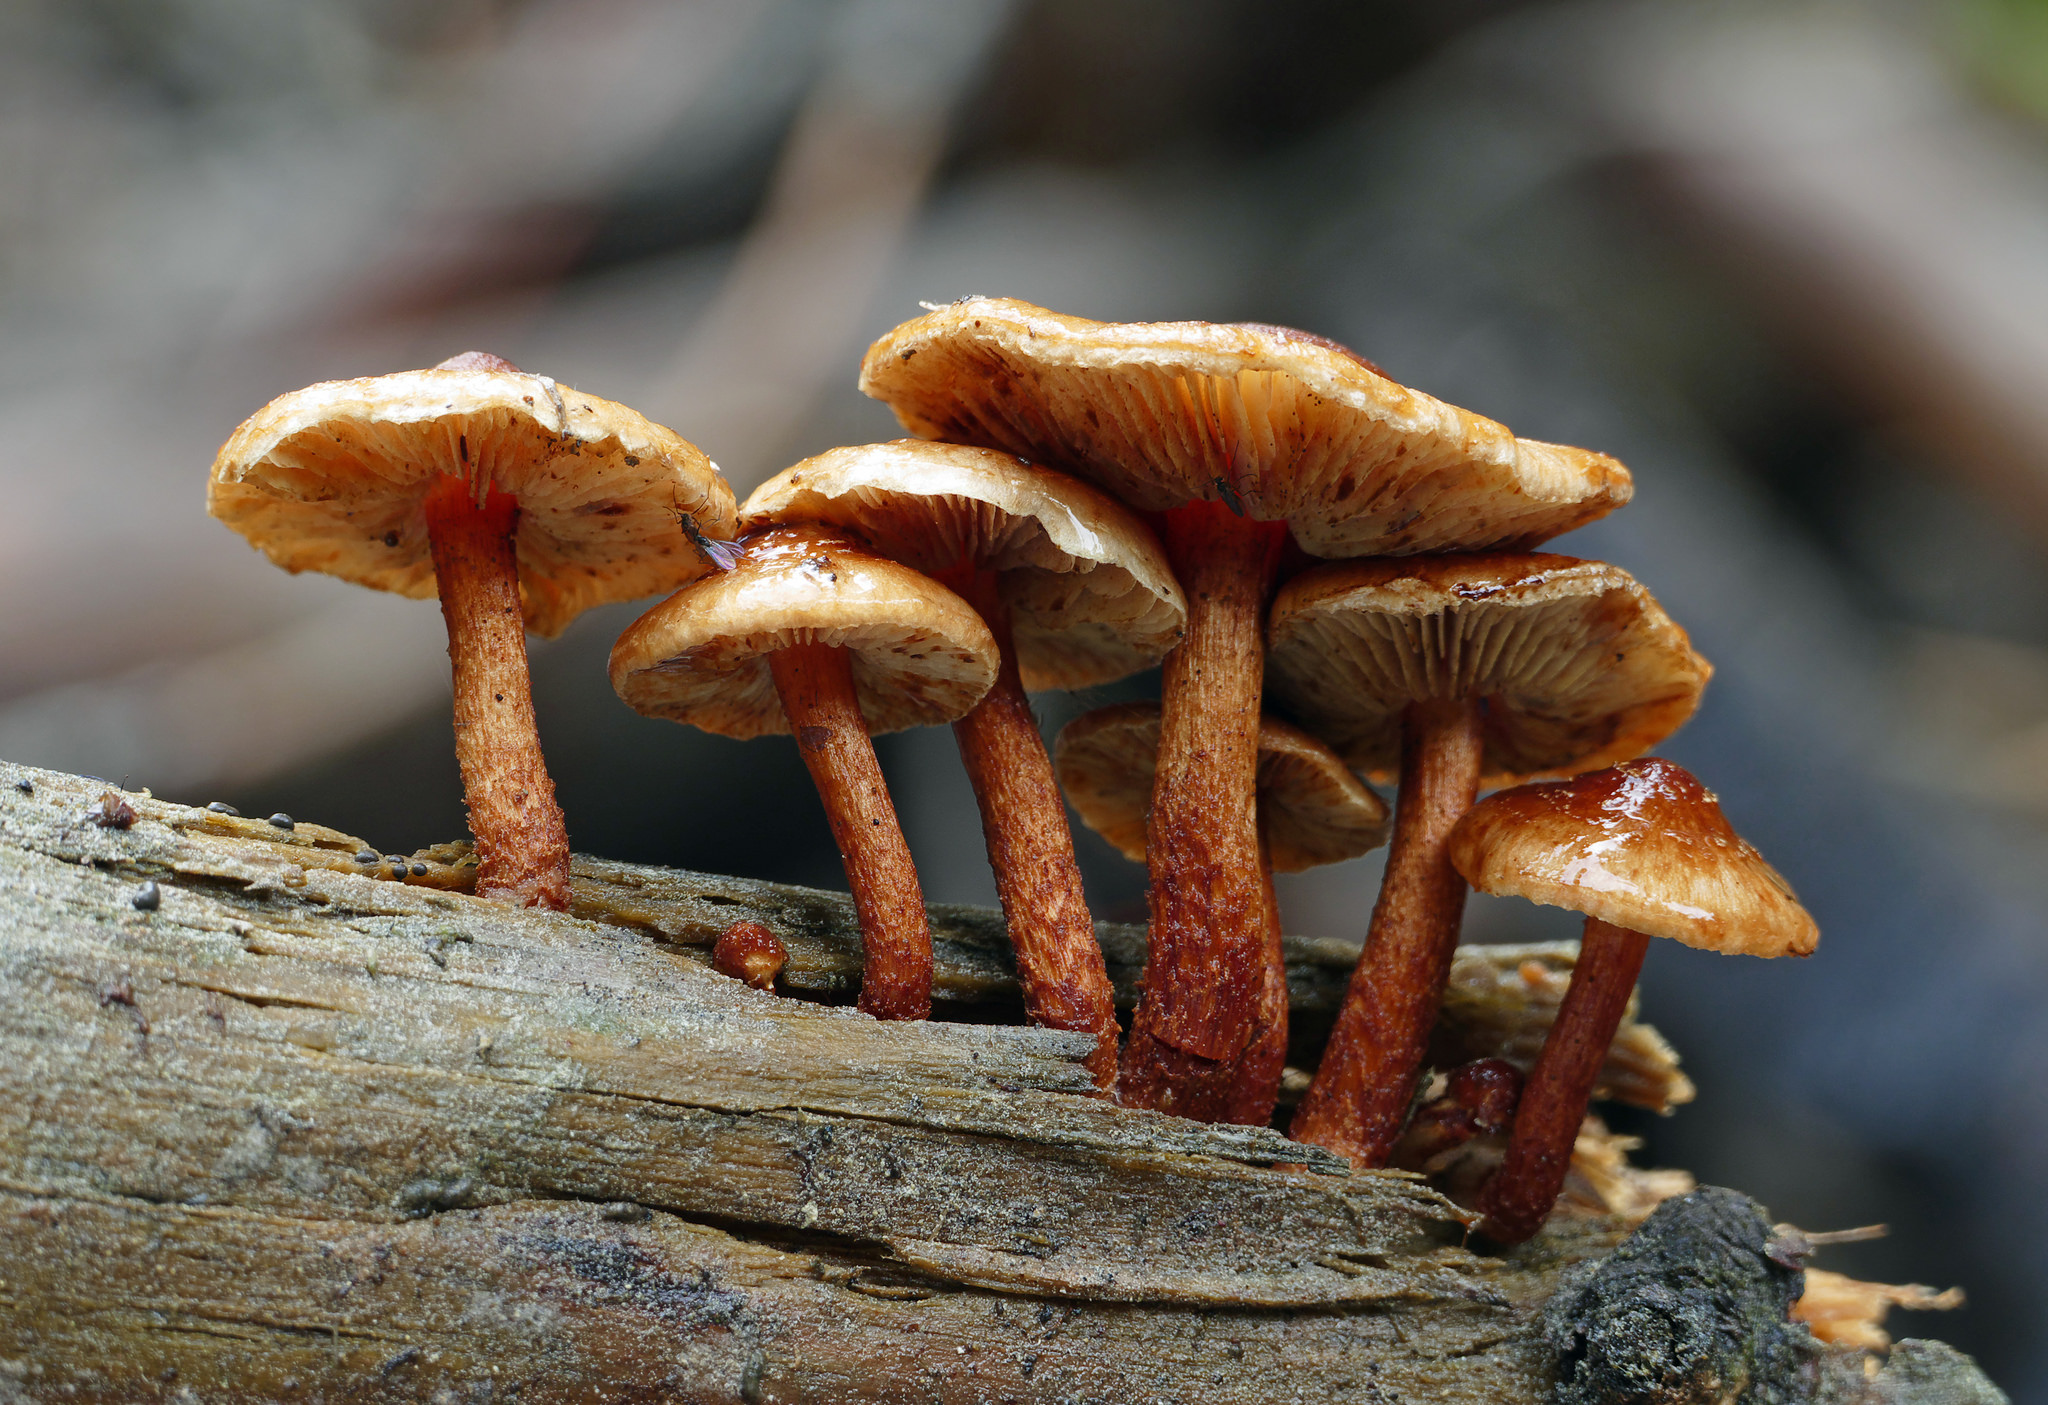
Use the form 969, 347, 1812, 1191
1056, 702, 1389, 1121
747, 440, 1185, 1088
89, 791, 138, 829
1267, 554, 1709, 1167
862, 298, 1629, 1116
610, 525, 998, 1020
1448, 758, 1817, 1244
210, 354, 734, 910
713, 920, 788, 991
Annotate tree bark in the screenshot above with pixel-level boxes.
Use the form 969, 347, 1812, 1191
0, 760, 1902, 1403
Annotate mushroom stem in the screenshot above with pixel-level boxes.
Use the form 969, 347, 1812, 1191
422, 475, 570, 911
1479, 917, 1648, 1244
767, 641, 932, 1020
1290, 695, 1484, 1162
1221, 830, 1289, 1126
1118, 501, 1290, 1119
938, 564, 1119, 1089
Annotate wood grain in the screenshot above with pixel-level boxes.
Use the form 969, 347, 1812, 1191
0, 759, 1737, 1402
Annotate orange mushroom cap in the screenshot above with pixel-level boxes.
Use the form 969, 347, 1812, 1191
1055, 701, 1390, 873
608, 525, 998, 740
1448, 758, 1819, 959
1266, 553, 1710, 786
209, 363, 734, 637
743, 439, 1184, 690
859, 297, 1631, 556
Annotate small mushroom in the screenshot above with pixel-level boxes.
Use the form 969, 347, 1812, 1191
209, 354, 733, 909
609, 525, 997, 1020
1267, 553, 1710, 1166
1447, 758, 1817, 1244
713, 920, 788, 991
862, 298, 1630, 1114
1055, 702, 1389, 1121
746, 440, 1185, 1087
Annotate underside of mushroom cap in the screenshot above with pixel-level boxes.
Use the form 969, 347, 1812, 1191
1265, 553, 1710, 786
609, 526, 998, 739
743, 440, 1185, 690
209, 366, 735, 637
1448, 758, 1818, 958
859, 297, 1632, 557
1055, 701, 1390, 872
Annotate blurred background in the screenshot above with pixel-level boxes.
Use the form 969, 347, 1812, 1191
4, 0, 2046, 1385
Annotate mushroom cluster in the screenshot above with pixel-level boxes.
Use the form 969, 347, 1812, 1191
208, 300, 1818, 1244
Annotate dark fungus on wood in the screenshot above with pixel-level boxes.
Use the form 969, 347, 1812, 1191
1544, 1187, 1815, 1405
1820, 1340, 2011, 1405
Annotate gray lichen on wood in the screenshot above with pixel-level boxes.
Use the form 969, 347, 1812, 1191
0, 761, 1988, 1402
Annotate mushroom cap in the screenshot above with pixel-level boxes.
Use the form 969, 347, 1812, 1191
1448, 758, 1818, 958
1054, 701, 1390, 873
608, 525, 998, 740
743, 440, 1185, 691
208, 364, 736, 638
1266, 553, 1710, 786
858, 297, 1631, 557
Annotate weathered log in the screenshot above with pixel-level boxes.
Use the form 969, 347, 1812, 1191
0, 761, 1985, 1402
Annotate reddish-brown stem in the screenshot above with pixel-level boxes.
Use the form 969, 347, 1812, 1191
1221, 831, 1289, 1126
1480, 918, 1649, 1244
768, 641, 932, 1021
1290, 695, 1484, 1162
1118, 501, 1289, 1119
422, 475, 570, 911
938, 564, 1119, 1090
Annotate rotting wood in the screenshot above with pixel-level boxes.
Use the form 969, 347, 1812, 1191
0, 760, 1944, 1402
167, 800, 1696, 1117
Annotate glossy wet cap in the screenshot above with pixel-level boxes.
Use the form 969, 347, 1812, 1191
743, 440, 1184, 690
609, 525, 998, 739
1448, 758, 1818, 958
1055, 702, 1390, 872
1266, 553, 1710, 785
209, 354, 735, 637
859, 297, 1631, 556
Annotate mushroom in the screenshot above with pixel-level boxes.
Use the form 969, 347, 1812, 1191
209, 353, 733, 909
745, 440, 1184, 1085
608, 525, 998, 1020
1265, 553, 1710, 1164
1447, 757, 1818, 1243
861, 298, 1630, 1113
1054, 702, 1390, 1122
713, 920, 789, 992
